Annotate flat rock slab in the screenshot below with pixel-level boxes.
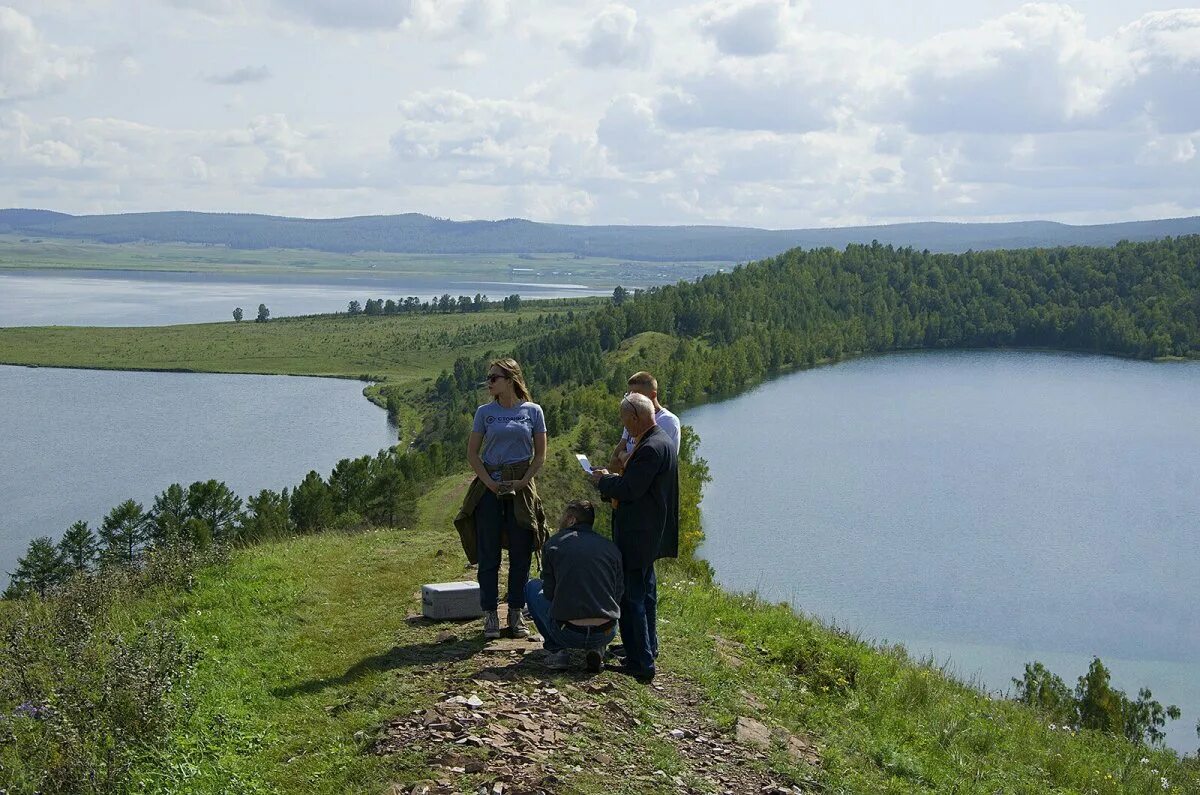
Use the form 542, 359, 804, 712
735, 716, 772, 748
486, 638, 541, 653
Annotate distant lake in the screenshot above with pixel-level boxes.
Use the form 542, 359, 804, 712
0, 365, 395, 586
686, 350, 1200, 752
0, 269, 609, 327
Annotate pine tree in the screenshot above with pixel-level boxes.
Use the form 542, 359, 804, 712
5, 536, 68, 598
99, 499, 150, 565
186, 480, 243, 543
149, 483, 189, 545
58, 520, 99, 571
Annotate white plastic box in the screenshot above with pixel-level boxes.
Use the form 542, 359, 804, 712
421, 581, 483, 620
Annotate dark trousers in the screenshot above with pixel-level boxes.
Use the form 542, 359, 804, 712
474, 489, 533, 612
524, 580, 617, 653
619, 564, 658, 673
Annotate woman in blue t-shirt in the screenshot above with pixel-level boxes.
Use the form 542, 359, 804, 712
464, 357, 547, 639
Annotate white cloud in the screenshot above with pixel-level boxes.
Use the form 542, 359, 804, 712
597, 94, 676, 174
0, 6, 92, 101
439, 49, 485, 70
456, 0, 507, 34
204, 64, 271, 84
697, 0, 804, 57
269, 0, 418, 29
878, 5, 1200, 137
565, 4, 653, 69
882, 4, 1112, 135
390, 89, 597, 187
1108, 10, 1200, 133
1, 1, 1199, 226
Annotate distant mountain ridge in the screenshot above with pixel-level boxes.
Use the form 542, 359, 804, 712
2, 209, 1198, 261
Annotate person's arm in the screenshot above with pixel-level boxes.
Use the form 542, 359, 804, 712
513, 432, 547, 490
595, 443, 661, 503
608, 430, 630, 473
467, 431, 500, 494
541, 545, 556, 602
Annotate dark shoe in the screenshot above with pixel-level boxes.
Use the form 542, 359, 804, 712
611, 663, 655, 683
585, 649, 603, 673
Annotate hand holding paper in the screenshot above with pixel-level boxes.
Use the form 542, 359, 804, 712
575, 453, 593, 474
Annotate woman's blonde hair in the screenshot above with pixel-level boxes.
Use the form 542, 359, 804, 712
490, 357, 532, 402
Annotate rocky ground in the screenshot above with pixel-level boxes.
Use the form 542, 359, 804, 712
371, 612, 821, 795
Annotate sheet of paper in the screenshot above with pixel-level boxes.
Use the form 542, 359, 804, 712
575, 453, 593, 473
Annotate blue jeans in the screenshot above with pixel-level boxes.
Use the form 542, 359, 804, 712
475, 489, 533, 611
524, 579, 617, 653
619, 565, 658, 674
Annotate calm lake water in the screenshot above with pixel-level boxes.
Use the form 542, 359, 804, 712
0, 269, 608, 327
686, 350, 1200, 753
0, 365, 395, 586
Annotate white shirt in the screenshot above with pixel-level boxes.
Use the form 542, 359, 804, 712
621, 406, 681, 455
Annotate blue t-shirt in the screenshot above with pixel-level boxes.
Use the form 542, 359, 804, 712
472, 400, 547, 471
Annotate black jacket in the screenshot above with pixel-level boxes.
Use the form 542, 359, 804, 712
541, 524, 623, 622
597, 424, 679, 570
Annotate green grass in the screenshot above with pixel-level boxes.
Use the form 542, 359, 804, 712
106, 436, 1200, 794
123, 469, 694, 795
0, 303, 599, 437
0, 234, 725, 286
662, 577, 1198, 793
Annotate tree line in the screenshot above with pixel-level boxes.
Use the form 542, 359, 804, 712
2, 445, 457, 598
345, 293, 524, 316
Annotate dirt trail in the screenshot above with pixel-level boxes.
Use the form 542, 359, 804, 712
372, 617, 820, 795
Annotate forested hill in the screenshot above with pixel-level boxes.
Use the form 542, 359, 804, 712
3, 208, 1200, 261
422, 236, 1200, 457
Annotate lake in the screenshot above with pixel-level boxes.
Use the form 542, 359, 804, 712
685, 350, 1200, 752
0, 365, 395, 587
0, 269, 610, 327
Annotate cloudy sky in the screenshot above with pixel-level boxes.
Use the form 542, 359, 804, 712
2, 0, 1199, 227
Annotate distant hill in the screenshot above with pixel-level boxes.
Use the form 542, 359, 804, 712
2, 209, 1199, 262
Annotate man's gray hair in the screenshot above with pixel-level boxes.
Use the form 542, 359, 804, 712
620, 391, 655, 421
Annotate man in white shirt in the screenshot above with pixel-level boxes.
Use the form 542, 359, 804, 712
608, 370, 680, 472
603, 372, 679, 668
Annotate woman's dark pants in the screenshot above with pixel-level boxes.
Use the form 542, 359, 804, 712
474, 489, 533, 612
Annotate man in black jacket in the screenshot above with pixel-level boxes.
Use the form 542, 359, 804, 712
524, 500, 623, 673
590, 392, 679, 681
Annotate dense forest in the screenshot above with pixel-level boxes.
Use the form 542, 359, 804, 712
423, 236, 1200, 451
3, 208, 1200, 260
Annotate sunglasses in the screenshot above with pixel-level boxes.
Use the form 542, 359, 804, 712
485, 374, 509, 383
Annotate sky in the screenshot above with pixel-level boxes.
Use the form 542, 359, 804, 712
1, 0, 1199, 228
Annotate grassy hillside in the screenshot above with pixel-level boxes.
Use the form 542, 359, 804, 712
104, 443, 1197, 794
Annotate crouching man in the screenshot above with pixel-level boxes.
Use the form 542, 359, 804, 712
524, 500, 623, 672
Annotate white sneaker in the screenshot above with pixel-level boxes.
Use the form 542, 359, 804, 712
545, 649, 570, 670
508, 607, 529, 638
483, 610, 500, 639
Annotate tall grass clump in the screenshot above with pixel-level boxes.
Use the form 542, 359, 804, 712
0, 544, 221, 794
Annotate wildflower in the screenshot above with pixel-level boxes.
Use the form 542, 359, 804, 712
13, 702, 49, 720
1049, 723, 1057, 730
1141, 758, 1151, 765
1160, 777, 1169, 790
